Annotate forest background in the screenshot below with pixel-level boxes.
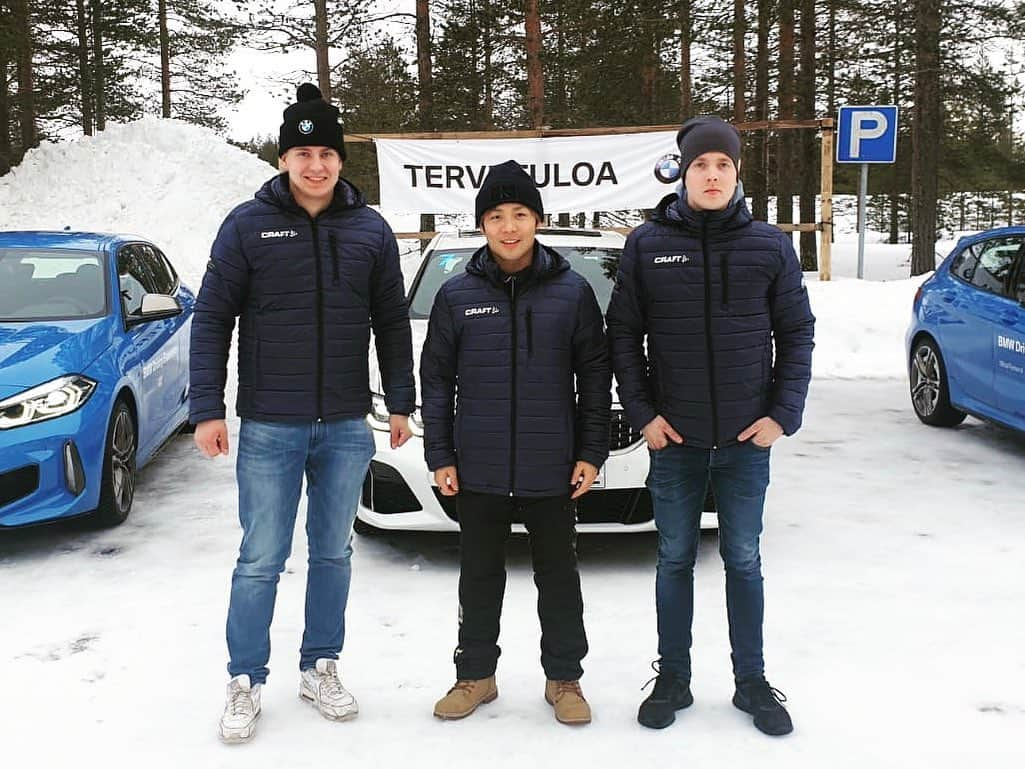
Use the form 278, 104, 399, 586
2, 0, 1024, 275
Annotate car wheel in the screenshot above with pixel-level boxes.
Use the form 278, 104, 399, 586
92, 399, 137, 527
909, 337, 967, 427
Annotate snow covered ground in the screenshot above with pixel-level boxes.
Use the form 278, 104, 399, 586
1, 120, 1023, 767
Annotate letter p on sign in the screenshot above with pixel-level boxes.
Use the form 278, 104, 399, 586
848, 111, 886, 158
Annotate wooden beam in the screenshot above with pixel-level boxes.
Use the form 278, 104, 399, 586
346, 118, 835, 143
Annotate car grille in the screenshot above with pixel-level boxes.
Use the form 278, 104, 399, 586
1, 464, 39, 508
610, 409, 641, 451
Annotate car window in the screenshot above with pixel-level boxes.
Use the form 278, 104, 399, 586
0, 248, 107, 321
409, 245, 621, 320
949, 245, 980, 283
139, 244, 178, 295
1011, 255, 1025, 304
968, 237, 1022, 295
117, 244, 161, 316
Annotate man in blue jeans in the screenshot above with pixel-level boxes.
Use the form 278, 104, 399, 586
606, 116, 814, 736
190, 84, 414, 743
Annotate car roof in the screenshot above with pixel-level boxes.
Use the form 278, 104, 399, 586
0, 230, 144, 252
426, 227, 626, 252
954, 226, 1025, 250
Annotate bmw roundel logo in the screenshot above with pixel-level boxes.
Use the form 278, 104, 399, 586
653, 153, 682, 184
298, 119, 314, 135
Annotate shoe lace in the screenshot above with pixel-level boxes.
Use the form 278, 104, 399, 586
228, 683, 253, 716
447, 679, 477, 696
553, 680, 583, 699
640, 660, 677, 697
746, 679, 788, 709
318, 667, 346, 699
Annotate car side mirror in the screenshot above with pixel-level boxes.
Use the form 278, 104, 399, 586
127, 293, 182, 327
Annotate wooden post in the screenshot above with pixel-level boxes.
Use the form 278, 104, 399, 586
819, 119, 834, 281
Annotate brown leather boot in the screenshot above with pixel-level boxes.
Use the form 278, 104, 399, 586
433, 676, 498, 719
545, 680, 592, 725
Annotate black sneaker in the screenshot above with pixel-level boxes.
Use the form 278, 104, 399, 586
637, 662, 693, 729
732, 677, 793, 736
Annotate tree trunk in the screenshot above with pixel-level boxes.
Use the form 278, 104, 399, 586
910, 0, 941, 276
679, 1, 692, 119
92, 0, 106, 130
482, 0, 493, 128
797, 0, 817, 268
159, 0, 171, 118
525, 0, 544, 128
415, 0, 433, 130
76, 0, 93, 134
751, 0, 770, 220
733, 0, 745, 123
14, 0, 35, 150
0, 57, 10, 174
314, 0, 330, 100
777, 0, 796, 227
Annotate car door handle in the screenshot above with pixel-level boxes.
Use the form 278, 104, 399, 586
941, 291, 955, 304
1001, 312, 1019, 325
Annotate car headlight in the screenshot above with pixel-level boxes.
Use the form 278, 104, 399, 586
367, 393, 424, 437
0, 375, 97, 430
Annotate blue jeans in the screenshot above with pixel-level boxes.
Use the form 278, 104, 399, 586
647, 441, 771, 682
226, 417, 375, 684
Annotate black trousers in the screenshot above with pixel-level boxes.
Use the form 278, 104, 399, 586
453, 490, 588, 681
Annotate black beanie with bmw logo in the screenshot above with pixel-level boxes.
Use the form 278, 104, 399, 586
278, 83, 346, 159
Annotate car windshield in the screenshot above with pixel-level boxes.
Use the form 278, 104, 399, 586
409, 245, 621, 319
0, 248, 107, 321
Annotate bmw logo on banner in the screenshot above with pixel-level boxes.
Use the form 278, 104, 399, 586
653, 154, 682, 184
299, 119, 314, 135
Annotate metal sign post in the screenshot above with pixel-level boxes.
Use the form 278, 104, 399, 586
837, 106, 899, 279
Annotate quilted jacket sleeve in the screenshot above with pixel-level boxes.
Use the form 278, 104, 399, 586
766, 233, 815, 435
573, 281, 612, 468
605, 231, 657, 432
419, 286, 459, 471
189, 215, 249, 424
370, 219, 415, 415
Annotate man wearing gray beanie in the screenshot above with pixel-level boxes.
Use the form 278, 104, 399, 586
606, 115, 815, 737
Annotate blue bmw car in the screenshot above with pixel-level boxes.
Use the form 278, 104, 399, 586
0, 231, 194, 527
906, 227, 1025, 432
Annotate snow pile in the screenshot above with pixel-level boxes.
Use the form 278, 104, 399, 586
0, 117, 274, 288
0, 118, 927, 380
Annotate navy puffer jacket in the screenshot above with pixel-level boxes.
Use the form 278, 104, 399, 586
420, 244, 611, 497
606, 192, 814, 448
189, 174, 414, 423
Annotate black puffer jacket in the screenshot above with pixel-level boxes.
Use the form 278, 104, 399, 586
420, 244, 611, 497
606, 192, 815, 447
189, 174, 414, 423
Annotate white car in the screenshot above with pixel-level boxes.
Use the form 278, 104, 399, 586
358, 228, 716, 533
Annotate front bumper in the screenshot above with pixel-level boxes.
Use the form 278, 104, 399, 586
356, 428, 717, 533
0, 391, 110, 527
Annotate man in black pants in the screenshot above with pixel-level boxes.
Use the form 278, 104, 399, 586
420, 160, 611, 725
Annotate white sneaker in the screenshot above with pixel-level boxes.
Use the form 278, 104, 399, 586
219, 674, 261, 744
300, 658, 358, 721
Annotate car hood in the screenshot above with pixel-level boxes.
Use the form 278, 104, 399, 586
369, 319, 623, 408
0, 318, 115, 391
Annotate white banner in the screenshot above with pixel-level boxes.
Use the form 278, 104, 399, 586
375, 131, 681, 214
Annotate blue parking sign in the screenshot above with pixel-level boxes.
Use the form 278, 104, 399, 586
837, 106, 899, 164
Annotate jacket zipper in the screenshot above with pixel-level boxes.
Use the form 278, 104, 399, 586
509, 276, 518, 496
701, 218, 720, 447
329, 231, 340, 286
311, 218, 324, 420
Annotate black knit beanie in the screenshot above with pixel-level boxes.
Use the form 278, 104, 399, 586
475, 160, 544, 224
676, 116, 741, 173
278, 83, 346, 159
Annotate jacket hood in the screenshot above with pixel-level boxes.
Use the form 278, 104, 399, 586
0, 318, 114, 390
255, 172, 366, 215
653, 180, 752, 233
465, 242, 571, 287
